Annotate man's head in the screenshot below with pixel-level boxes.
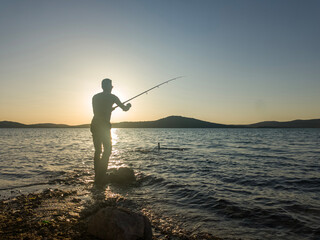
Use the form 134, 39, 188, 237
101, 78, 113, 92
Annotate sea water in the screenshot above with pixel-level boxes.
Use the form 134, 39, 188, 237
0, 128, 319, 239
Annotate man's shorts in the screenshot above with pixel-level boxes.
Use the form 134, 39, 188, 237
90, 119, 112, 147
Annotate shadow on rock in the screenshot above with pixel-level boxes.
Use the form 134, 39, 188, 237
88, 207, 152, 240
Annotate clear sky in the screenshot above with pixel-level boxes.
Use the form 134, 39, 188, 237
1, 0, 319, 125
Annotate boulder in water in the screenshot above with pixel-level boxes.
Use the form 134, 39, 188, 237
87, 207, 152, 240
106, 167, 136, 184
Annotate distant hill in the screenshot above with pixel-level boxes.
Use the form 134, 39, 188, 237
1, 116, 320, 128
0, 121, 27, 128
247, 119, 320, 128
0, 121, 75, 128
73, 124, 90, 128
112, 116, 229, 128
29, 123, 71, 128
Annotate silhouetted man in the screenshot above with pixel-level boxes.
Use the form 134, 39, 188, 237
91, 78, 131, 181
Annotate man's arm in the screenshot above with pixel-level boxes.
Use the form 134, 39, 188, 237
113, 96, 131, 111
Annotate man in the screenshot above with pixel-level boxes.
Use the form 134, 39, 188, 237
91, 78, 131, 181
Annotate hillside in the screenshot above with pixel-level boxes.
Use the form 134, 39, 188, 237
112, 116, 229, 128
0, 121, 27, 128
247, 119, 320, 128
0, 121, 78, 128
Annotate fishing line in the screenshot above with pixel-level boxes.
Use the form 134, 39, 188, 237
112, 76, 185, 111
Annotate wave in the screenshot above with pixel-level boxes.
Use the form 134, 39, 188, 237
137, 172, 319, 236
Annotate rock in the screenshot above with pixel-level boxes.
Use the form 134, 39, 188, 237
106, 167, 136, 184
87, 207, 152, 240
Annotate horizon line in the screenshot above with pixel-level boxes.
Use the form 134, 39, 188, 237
1, 115, 320, 127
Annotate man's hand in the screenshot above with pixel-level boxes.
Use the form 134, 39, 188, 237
124, 103, 131, 111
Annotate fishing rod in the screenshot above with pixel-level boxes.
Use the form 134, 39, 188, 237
112, 76, 184, 110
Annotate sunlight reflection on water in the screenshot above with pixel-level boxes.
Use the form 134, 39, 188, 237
108, 128, 123, 169
111, 128, 118, 145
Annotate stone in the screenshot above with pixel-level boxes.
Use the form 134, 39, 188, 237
106, 167, 136, 184
87, 207, 152, 240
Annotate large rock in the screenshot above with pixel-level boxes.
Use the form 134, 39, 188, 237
106, 167, 136, 184
87, 207, 152, 240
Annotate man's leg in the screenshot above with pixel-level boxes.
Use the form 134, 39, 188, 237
92, 133, 102, 179
101, 129, 112, 172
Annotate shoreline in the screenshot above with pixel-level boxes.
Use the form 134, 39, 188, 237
0, 171, 224, 240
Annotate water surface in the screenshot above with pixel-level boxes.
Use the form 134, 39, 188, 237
0, 128, 319, 239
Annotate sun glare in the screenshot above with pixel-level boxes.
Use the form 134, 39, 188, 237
111, 128, 118, 145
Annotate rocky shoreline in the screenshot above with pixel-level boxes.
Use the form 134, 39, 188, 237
0, 168, 223, 240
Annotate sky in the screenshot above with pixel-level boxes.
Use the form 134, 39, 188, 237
0, 0, 319, 125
